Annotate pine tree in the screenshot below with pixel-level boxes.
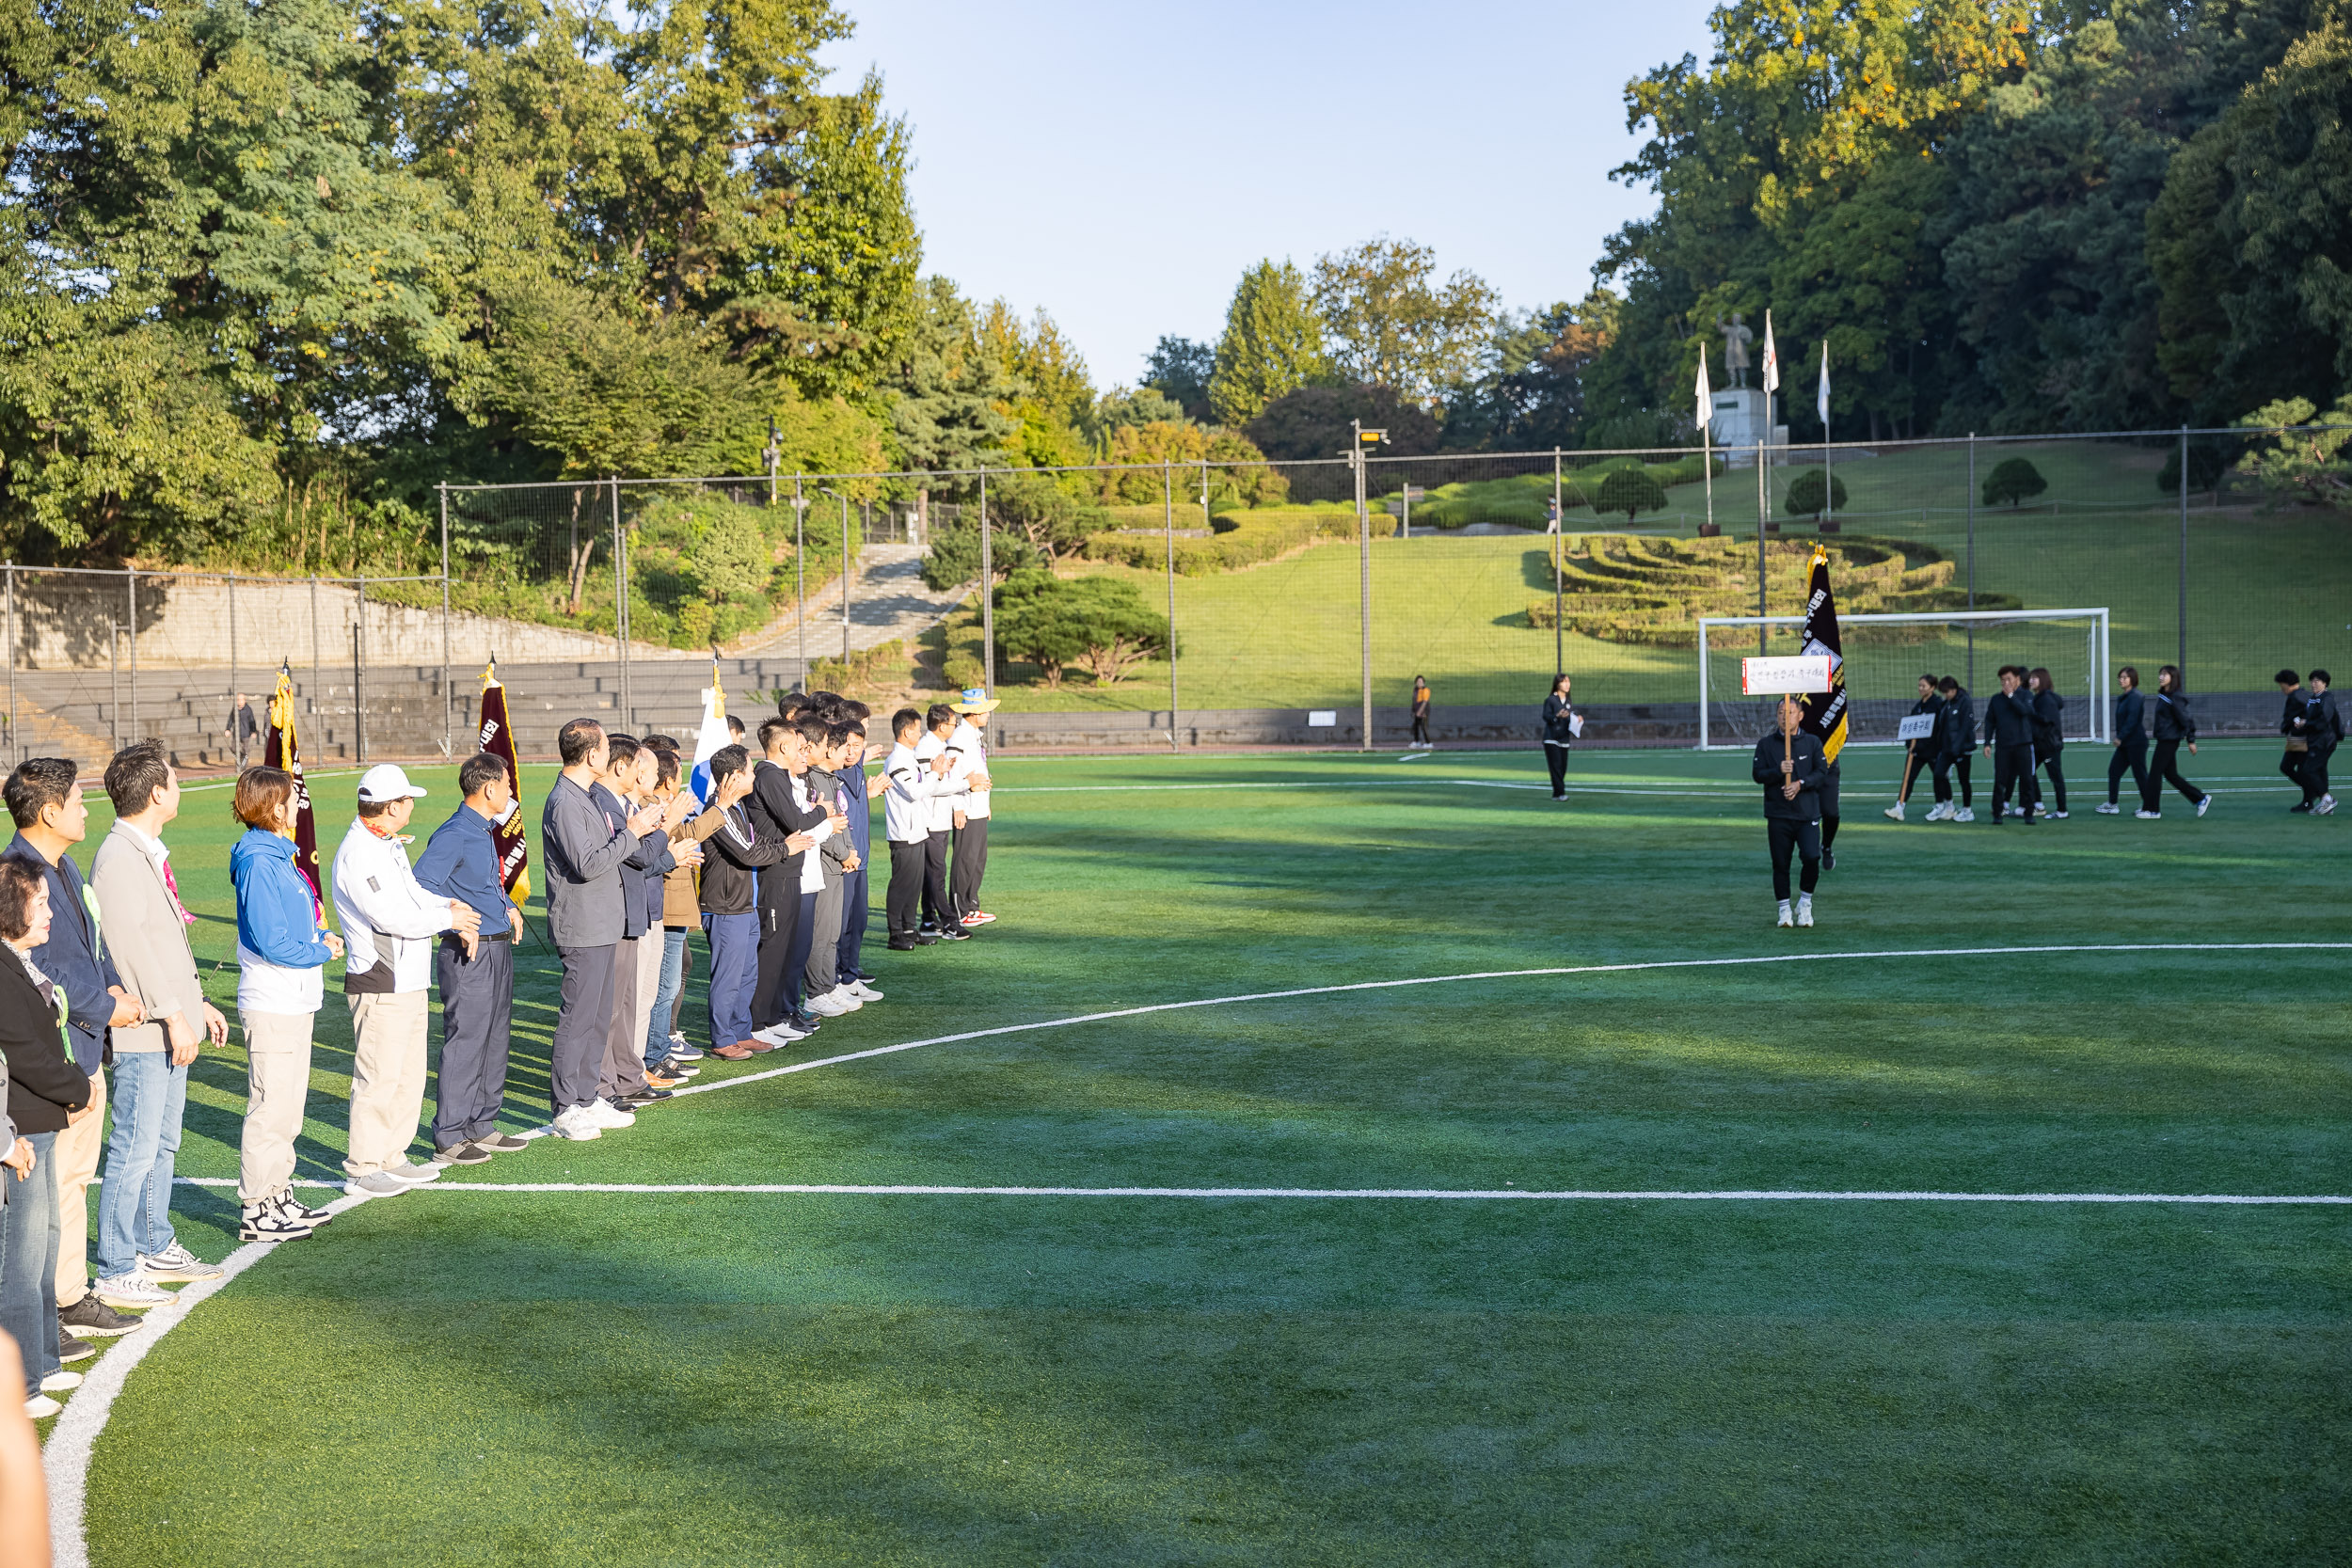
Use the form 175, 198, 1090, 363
1208, 261, 1328, 428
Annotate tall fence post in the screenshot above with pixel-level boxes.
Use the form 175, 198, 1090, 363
1965, 434, 1978, 690
611, 476, 628, 732
228, 572, 238, 743
4, 563, 13, 767
352, 613, 364, 765
1551, 447, 1565, 675
978, 468, 994, 696
1354, 426, 1371, 753
794, 473, 807, 689
1163, 460, 1177, 751
439, 483, 453, 758
125, 568, 136, 746
2177, 424, 2190, 684
310, 574, 321, 717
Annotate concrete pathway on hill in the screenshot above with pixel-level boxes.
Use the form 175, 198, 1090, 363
738, 542, 970, 661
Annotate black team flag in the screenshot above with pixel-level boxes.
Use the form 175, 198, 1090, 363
478, 660, 531, 904
1798, 543, 1849, 764
262, 661, 323, 909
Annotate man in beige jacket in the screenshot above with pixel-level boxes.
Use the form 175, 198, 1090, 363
87, 741, 227, 1311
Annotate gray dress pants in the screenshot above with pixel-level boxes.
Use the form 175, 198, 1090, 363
550, 942, 617, 1114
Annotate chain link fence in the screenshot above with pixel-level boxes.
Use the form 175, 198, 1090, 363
7, 425, 2340, 768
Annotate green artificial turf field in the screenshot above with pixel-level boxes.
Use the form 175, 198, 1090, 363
48, 742, 2352, 1565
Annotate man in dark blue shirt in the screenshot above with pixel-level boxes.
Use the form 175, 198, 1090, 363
4, 757, 143, 1337
413, 753, 525, 1163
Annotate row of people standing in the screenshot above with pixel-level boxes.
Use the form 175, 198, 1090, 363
2275, 669, 2342, 814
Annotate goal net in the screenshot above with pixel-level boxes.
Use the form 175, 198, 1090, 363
1696, 608, 2111, 749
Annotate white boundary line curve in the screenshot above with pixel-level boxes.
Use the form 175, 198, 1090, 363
46, 938, 2352, 1564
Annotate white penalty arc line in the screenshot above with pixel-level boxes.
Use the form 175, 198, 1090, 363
46, 937, 2352, 1564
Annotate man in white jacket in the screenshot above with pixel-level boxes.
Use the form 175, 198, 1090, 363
330, 766, 479, 1196
882, 707, 968, 949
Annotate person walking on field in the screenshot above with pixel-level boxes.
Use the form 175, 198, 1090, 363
1883, 674, 1941, 822
1980, 666, 2040, 825
1409, 677, 1433, 750
87, 741, 227, 1317
2303, 670, 2341, 816
1927, 676, 1975, 821
2026, 667, 2068, 819
229, 768, 343, 1242
2099, 667, 2151, 816
2145, 665, 2210, 819
1540, 674, 1577, 800
330, 765, 476, 1196
1753, 696, 1826, 928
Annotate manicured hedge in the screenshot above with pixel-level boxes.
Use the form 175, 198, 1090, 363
1082, 503, 1391, 576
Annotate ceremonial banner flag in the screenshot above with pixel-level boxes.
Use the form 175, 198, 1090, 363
1693, 353, 1712, 438
688, 661, 730, 803
1760, 311, 1779, 394
1817, 340, 1832, 428
1798, 543, 1849, 764
262, 662, 322, 910
477, 661, 531, 903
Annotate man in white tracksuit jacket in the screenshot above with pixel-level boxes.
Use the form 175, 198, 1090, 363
330, 766, 477, 1194
945, 689, 997, 926
883, 707, 969, 948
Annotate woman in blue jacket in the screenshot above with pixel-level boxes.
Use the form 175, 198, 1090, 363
230, 768, 343, 1243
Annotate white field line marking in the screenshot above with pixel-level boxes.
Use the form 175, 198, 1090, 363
45, 1192, 367, 1568
49, 938, 2352, 1561
387, 1182, 2352, 1205
1000, 778, 2304, 800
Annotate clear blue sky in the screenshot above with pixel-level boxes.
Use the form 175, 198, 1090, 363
814, 0, 1721, 389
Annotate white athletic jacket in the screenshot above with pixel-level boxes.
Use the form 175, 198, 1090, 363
884, 740, 967, 842
946, 720, 993, 820
330, 817, 455, 994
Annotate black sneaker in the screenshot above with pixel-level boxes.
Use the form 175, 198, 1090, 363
436, 1143, 494, 1166
887, 938, 919, 951
849, 969, 879, 983
1820, 849, 1836, 871
57, 1332, 95, 1364
613, 1089, 673, 1109
479, 1133, 531, 1152
2292, 801, 2312, 813
940, 925, 972, 941
60, 1294, 142, 1338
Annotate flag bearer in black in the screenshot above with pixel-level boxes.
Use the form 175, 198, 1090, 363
2305, 670, 2342, 816
1930, 677, 1976, 822
2148, 665, 2210, 818
1979, 666, 2041, 824
1752, 697, 1826, 929
2026, 667, 2068, 818
1883, 674, 1941, 822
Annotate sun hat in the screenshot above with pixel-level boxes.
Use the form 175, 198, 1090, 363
950, 687, 1000, 715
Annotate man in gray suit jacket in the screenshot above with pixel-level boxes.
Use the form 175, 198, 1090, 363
88, 741, 227, 1311
539, 719, 678, 1141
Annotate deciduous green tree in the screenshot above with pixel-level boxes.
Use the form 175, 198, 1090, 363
1310, 238, 1497, 405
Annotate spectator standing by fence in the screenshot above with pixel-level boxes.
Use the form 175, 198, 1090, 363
1410, 677, 1433, 750
223, 695, 261, 768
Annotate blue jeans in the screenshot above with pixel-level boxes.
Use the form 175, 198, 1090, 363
95, 1050, 187, 1279
0, 1131, 62, 1389
704, 912, 759, 1049
644, 928, 688, 1067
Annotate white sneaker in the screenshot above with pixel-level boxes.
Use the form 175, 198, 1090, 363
93, 1271, 172, 1307
805, 990, 853, 1018
751, 1021, 807, 1046
1795, 895, 1814, 927
1952, 807, 1976, 822
586, 1097, 636, 1130
2196, 796, 2212, 817
1883, 801, 1905, 821
551, 1105, 602, 1141
846, 978, 885, 1002
1921, 801, 1946, 821
2095, 801, 2120, 814
24, 1394, 60, 1418
2049, 810, 2069, 819
1776, 900, 1794, 928
825, 985, 864, 1012
383, 1161, 443, 1185
2319, 795, 2337, 816
40, 1370, 81, 1393
2136, 809, 2162, 819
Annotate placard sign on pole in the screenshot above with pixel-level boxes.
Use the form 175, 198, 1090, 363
1740, 655, 1833, 695
1897, 713, 1936, 742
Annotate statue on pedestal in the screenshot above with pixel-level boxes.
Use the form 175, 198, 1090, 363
1715, 313, 1754, 388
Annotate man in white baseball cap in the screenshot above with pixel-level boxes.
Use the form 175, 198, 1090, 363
331, 765, 479, 1195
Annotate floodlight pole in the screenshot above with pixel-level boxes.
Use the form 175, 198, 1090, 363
1352, 420, 1381, 752
1965, 435, 1977, 690
1163, 460, 1177, 752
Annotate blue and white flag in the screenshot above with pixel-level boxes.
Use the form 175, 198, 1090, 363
688, 661, 730, 805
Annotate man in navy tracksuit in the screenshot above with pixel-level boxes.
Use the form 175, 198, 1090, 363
1979, 665, 2040, 824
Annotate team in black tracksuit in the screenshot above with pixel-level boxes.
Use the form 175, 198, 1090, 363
1932, 677, 1974, 817
2028, 669, 2067, 816
1980, 668, 2041, 823
2147, 665, 2207, 815
1752, 702, 1827, 924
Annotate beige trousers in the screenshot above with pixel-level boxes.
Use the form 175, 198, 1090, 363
344, 990, 430, 1176
631, 929, 663, 1070
240, 1011, 316, 1204
53, 1062, 106, 1307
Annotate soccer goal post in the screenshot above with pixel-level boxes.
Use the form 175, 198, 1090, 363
1695, 607, 2111, 750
